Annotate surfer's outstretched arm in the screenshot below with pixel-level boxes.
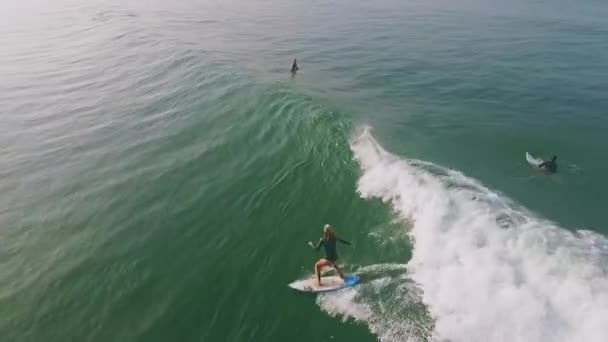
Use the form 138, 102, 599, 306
308, 238, 324, 250
337, 237, 351, 245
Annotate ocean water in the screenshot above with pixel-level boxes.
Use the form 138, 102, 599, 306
2, 0, 608, 341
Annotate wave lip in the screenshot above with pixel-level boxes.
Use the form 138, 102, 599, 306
349, 126, 608, 342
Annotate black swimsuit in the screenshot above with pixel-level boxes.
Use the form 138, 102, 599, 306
539, 161, 557, 173
315, 236, 351, 262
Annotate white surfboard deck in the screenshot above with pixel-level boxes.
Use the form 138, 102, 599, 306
289, 274, 360, 293
526, 152, 543, 167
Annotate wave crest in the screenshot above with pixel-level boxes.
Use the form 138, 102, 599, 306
345, 126, 608, 342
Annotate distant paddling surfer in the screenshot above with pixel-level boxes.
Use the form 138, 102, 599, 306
308, 224, 351, 286
538, 155, 557, 173
290, 58, 299, 74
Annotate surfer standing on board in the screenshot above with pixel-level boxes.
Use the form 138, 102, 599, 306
308, 224, 351, 286
539, 155, 557, 173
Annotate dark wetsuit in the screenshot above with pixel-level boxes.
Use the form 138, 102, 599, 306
314, 236, 351, 262
539, 160, 557, 173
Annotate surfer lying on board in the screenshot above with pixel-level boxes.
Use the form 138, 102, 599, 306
308, 224, 351, 286
539, 155, 557, 173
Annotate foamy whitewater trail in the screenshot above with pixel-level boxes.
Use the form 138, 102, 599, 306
322, 127, 608, 342
317, 263, 432, 342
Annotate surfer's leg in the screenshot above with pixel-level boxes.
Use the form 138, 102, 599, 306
332, 261, 345, 279
315, 258, 331, 286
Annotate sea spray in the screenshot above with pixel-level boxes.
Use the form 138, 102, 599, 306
319, 126, 608, 342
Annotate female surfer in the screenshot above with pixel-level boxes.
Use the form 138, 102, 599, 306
308, 224, 351, 286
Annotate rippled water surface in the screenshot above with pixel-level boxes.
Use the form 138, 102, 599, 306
2, 0, 608, 341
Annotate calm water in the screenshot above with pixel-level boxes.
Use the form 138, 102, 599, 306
2, 0, 608, 341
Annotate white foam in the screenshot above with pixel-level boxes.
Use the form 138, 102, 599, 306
317, 287, 373, 322
317, 271, 431, 342
344, 126, 608, 342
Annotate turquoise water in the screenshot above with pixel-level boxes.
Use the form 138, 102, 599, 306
2, 0, 608, 341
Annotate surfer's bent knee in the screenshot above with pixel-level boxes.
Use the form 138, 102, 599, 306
316, 258, 332, 268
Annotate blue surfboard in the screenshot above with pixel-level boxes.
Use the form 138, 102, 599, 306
289, 274, 361, 292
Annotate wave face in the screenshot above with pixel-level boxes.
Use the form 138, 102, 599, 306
344, 126, 608, 342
